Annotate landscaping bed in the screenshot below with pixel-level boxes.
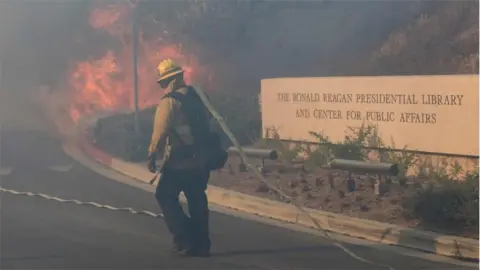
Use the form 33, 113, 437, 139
210, 158, 478, 239
91, 111, 479, 239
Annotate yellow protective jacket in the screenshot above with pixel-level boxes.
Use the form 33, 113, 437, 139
148, 80, 210, 170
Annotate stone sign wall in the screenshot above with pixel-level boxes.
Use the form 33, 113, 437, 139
261, 75, 479, 157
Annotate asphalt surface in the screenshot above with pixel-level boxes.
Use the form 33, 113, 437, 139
0, 128, 476, 269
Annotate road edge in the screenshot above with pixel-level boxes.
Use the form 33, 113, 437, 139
78, 137, 479, 261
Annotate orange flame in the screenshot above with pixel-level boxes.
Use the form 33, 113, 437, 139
65, 2, 211, 125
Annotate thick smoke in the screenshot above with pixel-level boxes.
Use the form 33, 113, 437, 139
0, 0, 476, 140
0, 1, 94, 134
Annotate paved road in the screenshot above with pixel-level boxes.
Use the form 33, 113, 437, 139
0, 129, 475, 269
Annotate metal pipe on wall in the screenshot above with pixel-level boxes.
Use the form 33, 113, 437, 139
329, 159, 400, 176
228, 147, 278, 160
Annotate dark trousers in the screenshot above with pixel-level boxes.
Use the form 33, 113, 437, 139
155, 167, 210, 250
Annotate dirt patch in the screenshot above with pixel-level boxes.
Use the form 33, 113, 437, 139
209, 159, 477, 239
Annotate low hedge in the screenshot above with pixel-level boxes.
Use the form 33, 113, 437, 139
92, 108, 155, 162
403, 173, 479, 237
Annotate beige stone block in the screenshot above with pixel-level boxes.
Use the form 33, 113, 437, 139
261, 75, 479, 157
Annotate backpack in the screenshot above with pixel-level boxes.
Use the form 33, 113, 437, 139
163, 87, 228, 171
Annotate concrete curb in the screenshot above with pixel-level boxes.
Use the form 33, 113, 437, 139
78, 137, 479, 260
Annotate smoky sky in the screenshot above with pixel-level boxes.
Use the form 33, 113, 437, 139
0, 1, 94, 130
0, 0, 462, 94
1, 1, 476, 90
1, 1, 95, 90
0, 0, 476, 132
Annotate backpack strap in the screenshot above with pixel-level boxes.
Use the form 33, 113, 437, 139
162, 89, 193, 125
161, 88, 205, 146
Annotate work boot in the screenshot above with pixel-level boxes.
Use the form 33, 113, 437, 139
183, 246, 210, 257
182, 239, 210, 257
171, 242, 186, 253
171, 236, 192, 253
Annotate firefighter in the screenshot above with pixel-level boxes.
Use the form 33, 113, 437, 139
147, 59, 211, 257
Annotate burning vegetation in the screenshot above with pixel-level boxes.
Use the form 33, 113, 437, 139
67, 2, 211, 124
35, 1, 212, 134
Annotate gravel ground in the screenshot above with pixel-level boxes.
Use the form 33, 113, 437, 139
210, 159, 416, 225
209, 157, 477, 239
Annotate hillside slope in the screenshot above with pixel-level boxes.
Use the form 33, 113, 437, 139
189, 1, 479, 143
366, 0, 478, 75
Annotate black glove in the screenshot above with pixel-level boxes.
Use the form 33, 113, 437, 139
147, 153, 157, 173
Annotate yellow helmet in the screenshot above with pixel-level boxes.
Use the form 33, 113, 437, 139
156, 59, 184, 82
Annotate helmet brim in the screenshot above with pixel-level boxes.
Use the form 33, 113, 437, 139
156, 69, 184, 83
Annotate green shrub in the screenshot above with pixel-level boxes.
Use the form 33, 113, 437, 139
309, 123, 377, 161
378, 138, 419, 183
303, 144, 331, 169
259, 127, 304, 163
403, 170, 479, 236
